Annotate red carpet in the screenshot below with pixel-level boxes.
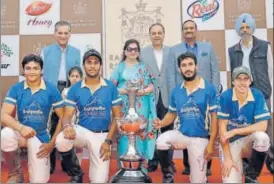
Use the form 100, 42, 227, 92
1, 159, 273, 183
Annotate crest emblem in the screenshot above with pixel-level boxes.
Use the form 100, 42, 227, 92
120, 0, 164, 47
237, 0, 252, 11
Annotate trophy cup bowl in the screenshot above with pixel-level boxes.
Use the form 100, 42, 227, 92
116, 117, 147, 170
110, 80, 152, 183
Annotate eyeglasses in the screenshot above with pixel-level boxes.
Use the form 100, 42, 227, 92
126, 47, 139, 53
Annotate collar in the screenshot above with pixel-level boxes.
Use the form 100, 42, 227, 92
185, 42, 197, 48
240, 38, 253, 49
232, 88, 254, 102
181, 77, 205, 89
81, 77, 107, 88
24, 79, 46, 90
152, 45, 164, 51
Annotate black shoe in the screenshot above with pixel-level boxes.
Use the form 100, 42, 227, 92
266, 145, 274, 174
242, 158, 249, 174
163, 174, 174, 183
266, 155, 274, 174
245, 149, 267, 183
60, 149, 84, 183
182, 167, 190, 175
61, 160, 69, 174
148, 165, 158, 172
50, 148, 56, 174
206, 169, 212, 176
158, 150, 175, 183
245, 176, 258, 183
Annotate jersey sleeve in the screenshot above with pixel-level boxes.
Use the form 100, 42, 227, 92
254, 92, 271, 122
4, 85, 18, 106
168, 88, 177, 113
209, 85, 218, 113
111, 85, 122, 107
217, 93, 230, 120
65, 86, 77, 109
51, 86, 64, 109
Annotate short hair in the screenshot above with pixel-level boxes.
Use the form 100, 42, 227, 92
182, 19, 198, 30
177, 52, 197, 67
54, 21, 71, 32
149, 23, 165, 33
22, 54, 43, 70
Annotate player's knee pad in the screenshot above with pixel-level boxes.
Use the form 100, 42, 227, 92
252, 131, 270, 152
1, 127, 18, 152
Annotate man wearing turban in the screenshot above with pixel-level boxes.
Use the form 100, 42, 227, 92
228, 13, 273, 182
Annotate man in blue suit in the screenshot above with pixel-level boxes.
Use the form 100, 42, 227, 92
168, 19, 220, 176
140, 23, 176, 183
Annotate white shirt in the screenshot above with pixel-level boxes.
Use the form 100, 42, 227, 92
240, 40, 253, 69
153, 46, 163, 71
58, 48, 67, 81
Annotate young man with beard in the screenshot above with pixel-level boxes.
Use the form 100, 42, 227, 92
55, 49, 122, 183
1, 54, 64, 183
169, 20, 220, 175
153, 52, 218, 183
218, 66, 271, 183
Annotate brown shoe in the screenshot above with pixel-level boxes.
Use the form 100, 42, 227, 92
6, 171, 24, 183
4, 150, 24, 183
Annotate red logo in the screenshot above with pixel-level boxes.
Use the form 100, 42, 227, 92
25, 1, 52, 16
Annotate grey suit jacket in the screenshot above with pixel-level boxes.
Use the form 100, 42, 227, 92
168, 41, 220, 91
140, 45, 172, 108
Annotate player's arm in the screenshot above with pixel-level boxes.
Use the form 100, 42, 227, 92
1, 103, 22, 131
230, 120, 267, 136
107, 105, 121, 142
219, 119, 232, 160
219, 118, 239, 177
49, 107, 64, 145
1, 103, 36, 139
100, 102, 121, 161
153, 112, 177, 129
208, 112, 218, 145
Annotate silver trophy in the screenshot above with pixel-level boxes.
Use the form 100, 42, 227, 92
110, 80, 152, 183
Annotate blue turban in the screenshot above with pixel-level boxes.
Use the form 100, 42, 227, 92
235, 13, 256, 36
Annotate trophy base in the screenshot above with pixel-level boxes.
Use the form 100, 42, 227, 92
110, 168, 152, 183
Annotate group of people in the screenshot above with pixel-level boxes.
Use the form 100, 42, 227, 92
1, 13, 273, 183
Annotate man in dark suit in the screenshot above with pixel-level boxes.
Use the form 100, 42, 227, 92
140, 23, 175, 183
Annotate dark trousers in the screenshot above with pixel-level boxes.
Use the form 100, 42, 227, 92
50, 82, 66, 173
148, 92, 174, 168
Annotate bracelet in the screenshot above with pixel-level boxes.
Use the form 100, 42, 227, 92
63, 124, 72, 130
19, 125, 24, 133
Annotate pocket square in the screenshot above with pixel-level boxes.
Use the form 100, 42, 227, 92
201, 52, 208, 56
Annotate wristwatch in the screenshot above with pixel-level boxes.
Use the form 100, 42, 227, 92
104, 138, 113, 145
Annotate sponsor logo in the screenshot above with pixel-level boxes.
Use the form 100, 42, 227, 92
187, 0, 219, 22
25, 1, 53, 28
1, 43, 13, 69
25, 1, 52, 16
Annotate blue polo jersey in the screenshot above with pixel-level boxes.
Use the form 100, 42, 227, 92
169, 78, 218, 137
217, 88, 271, 142
4, 80, 64, 143
65, 78, 122, 131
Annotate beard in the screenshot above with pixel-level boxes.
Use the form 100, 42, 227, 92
182, 70, 197, 81
241, 32, 252, 41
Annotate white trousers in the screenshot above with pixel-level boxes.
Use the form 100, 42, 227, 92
220, 131, 270, 183
1, 127, 50, 183
55, 125, 110, 183
156, 130, 209, 183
